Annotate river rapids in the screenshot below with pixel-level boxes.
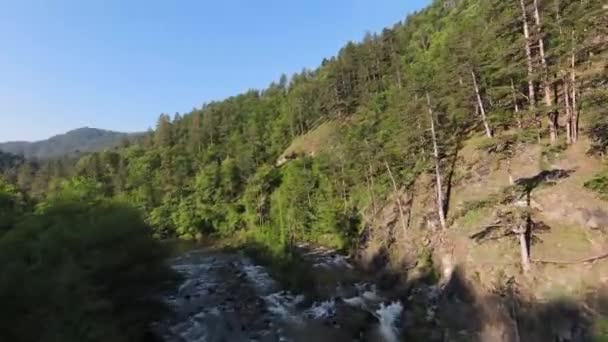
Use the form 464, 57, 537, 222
153, 246, 405, 342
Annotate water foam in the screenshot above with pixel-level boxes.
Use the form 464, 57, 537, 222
263, 292, 305, 323
375, 302, 404, 342
242, 263, 277, 294
305, 299, 336, 319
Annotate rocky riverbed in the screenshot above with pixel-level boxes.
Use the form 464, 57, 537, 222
153, 246, 407, 342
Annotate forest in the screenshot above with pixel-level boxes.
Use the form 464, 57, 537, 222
1, 0, 607, 341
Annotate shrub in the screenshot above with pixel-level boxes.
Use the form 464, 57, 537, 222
584, 171, 608, 198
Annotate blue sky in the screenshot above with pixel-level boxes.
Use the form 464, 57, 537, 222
0, 0, 429, 142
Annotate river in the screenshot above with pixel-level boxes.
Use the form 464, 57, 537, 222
153, 245, 406, 342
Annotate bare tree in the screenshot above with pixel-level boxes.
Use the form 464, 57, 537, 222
510, 79, 522, 129
515, 217, 532, 273
385, 161, 408, 235
367, 163, 377, 214
564, 79, 573, 144
570, 32, 579, 143
426, 92, 447, 230
471, 71, 493, 138
533, 0, 558, 144
519, 0, 536, 108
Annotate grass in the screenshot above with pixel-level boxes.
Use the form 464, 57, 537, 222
584, 170, 608, 199
278, 121, 338, 163
594, 317, 608, 342
456, 207, 493, 233
415, 247, 440, 284
433, 130, 608, 340
473, 129, 539, 154
449, 183, 523, 227
540, 141, 568, 170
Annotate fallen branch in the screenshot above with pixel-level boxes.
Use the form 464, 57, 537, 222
532, 252, 608, 265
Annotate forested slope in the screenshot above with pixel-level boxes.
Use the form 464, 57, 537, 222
25, 0, 602, 248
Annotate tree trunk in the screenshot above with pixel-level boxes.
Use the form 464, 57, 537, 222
548, 110, 558, 144
533, 0, 559, 144
340, 164, 348, 208
511, 79, 522, 129
571, 33, 579, 143
519, 0, 536, 108
367, 163, 376, 214
533, 0, 547, 72
519, 231, 531, 273
564, 79, 572, 144
472, 71, 493, 138
507, 158, 515, 185
385, 161, 408, 236
426, 92, 447, 230
395, 62, 403, 90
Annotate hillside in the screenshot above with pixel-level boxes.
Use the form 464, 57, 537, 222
357, 133, 608, 340
0, 151, 24, 170
0, 127, 136, 159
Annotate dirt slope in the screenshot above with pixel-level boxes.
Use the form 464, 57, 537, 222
356, 134, 608, 341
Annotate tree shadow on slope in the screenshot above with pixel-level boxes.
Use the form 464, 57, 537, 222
423, 266, 608, 342
514, 169, 575, 196
367, 250, 608, 342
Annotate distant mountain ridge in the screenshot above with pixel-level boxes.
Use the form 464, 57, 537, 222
0, 127, 139, 159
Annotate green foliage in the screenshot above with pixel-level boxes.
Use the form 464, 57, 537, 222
588, 115, 608, 156
594, 316, 608, 342
242, 165, 280, 228
416, 247, 439, 285
171, 196, 202, 239
0, 200, 178, 342
584, 171, 608, 199
44, 176, 105, 204
0, 177, 25, 233
476, 129, 539, 155
541, 141, 568, 165
271, 158, 316, 242
0, 151, 25, 175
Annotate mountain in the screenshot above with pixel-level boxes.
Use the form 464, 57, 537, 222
0, 127, 138, 159
0, 150, 24, 169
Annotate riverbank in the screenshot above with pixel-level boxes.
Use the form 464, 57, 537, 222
156, 241, 413, 342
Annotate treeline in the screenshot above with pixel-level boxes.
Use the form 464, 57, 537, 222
3, 0, 607, 253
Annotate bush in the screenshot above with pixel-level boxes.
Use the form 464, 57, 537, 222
0, 200, 179, 342
584, 171, 608, 199
541, 141, 568, 166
